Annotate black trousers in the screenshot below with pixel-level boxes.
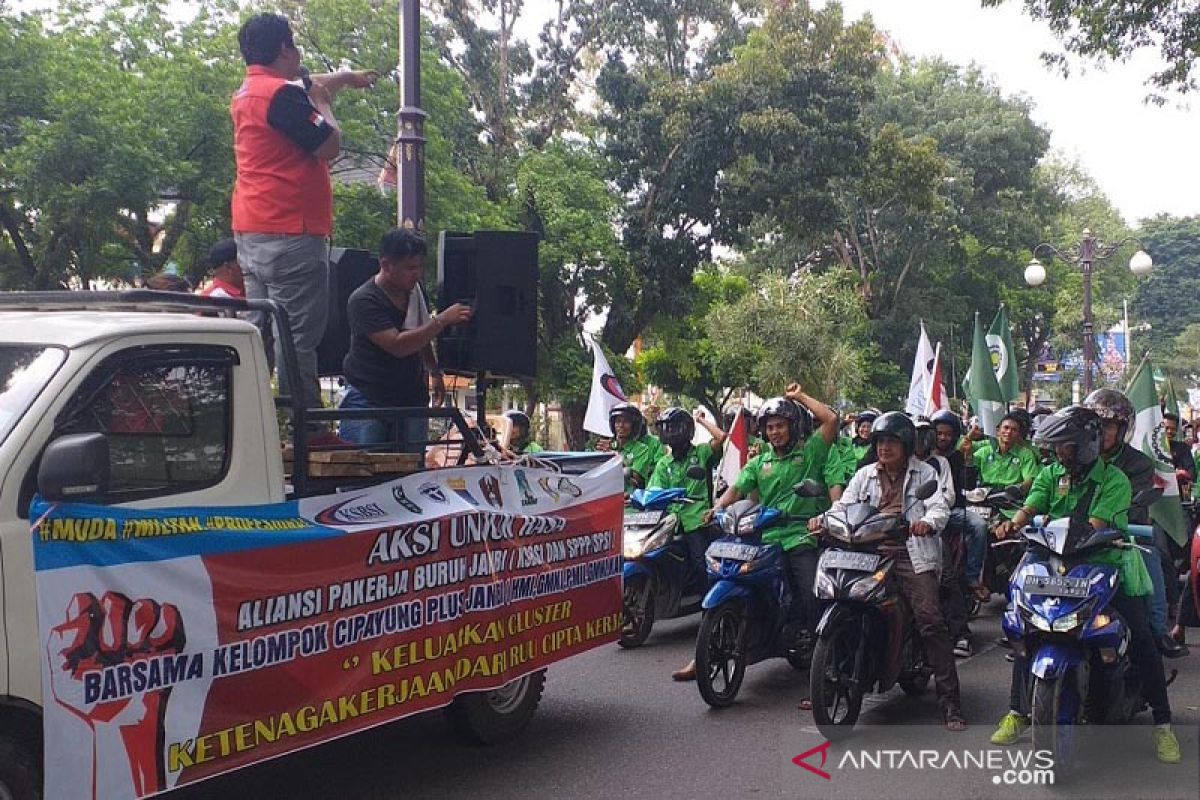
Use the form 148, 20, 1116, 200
683, 525, 719, 575
785, 547, 820, 633
1009, 591, 1171, 724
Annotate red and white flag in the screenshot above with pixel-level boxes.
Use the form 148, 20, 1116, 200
717, 407, 749, 488
924, 342, 948, 416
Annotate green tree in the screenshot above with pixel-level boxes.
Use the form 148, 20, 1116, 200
706, 269, 868, 402
1130, 215, 1200, 358
636, 269, 752, 418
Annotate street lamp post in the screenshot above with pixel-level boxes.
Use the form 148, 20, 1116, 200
1024, 228, 1153, 395
396, 0, 427, 232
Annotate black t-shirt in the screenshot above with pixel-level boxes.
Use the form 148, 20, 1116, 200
342, 280, 428, 408
267, 85, 334, 153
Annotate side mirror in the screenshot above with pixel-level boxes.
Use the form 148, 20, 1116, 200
1003, 485, 1026, 501
685, 465, 708, 481
914, 480, 937, 501
794, 479, 826, 498
38, 433, 109, 503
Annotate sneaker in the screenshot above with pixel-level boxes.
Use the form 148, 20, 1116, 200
953, 638, 972, 658
990, 712, 1029, 746
1155, 726, 1181, 764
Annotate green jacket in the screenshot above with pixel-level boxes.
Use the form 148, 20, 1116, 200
1025, 459, 1151, 597
615, 434, 664, 493
974, 440, 1040, 488
648, 442, 719, 533
734, 435, 831, 551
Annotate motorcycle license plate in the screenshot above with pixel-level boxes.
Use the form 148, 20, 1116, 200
1022, 574, 1089, 599
625, 511, 663, 527
706, 541, 760, 561
823, 551, 881, 572
970, 506, 994, 522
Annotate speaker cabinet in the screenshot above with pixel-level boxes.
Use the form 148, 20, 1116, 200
317, 247, 378, 377
436, 231, 538, 379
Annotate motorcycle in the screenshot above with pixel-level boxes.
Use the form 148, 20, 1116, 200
808, 480, 938, 739
964, 485, 1024, 614
620, 487, 704, 648
693, 498, 808, 708
1003, 496, 1163, 773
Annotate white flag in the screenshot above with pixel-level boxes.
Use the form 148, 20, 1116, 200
924, 342, 948, 416
583, 338, 628, 436
716, 407, 750, 489
906, 322, 935, 417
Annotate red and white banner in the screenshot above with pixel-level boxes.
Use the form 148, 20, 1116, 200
33, 459, 622, 799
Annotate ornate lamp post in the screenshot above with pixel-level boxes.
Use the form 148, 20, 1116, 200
396, 0, 426, 232
1024, 229, 1153, 395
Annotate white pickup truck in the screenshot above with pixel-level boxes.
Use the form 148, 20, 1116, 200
0, 291, 595, 799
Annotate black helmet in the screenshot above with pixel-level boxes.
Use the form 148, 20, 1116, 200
1032, 405, 1101, 477
655, 406, 695, 450
609, 402, 646, 438
756, 397, 812, 447
1082, 389, 1135, 441
914, 417, 936, 455
1004, 409, 1033, 439
870, 411, 916, 457
929, 408, 963, 440
504, 409, 531, 431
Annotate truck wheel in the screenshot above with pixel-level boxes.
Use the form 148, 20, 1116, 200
446, 670, 546, 745
0, 737, 40, 800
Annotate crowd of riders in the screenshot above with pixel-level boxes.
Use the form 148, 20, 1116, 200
596, 385, 1190, 762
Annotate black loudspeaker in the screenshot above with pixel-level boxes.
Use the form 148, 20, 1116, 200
437, 230, 538, 379
317, 247, 378, 376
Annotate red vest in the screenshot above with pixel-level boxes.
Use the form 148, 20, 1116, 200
231, 66, 332, 236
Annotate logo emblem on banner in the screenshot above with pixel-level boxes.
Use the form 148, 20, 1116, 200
515, 470, 538, 506
313, 494, 388, 526
391, 485, 422, 514
419, 482, 448, 504
479, 475, 503, 508
538, 477, 561, 502
446, 476, 479, 506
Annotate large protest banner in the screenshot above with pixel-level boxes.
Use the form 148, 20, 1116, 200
32, 459, 622, 799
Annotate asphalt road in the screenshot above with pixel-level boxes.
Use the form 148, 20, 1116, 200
176, 601, 1200, 800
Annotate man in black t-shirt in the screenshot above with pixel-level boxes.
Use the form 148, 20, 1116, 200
338, 229, 471, 454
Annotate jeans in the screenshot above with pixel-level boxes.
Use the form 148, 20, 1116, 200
957, 507, 988, 585
236, 232, 329, 420
338, 385, 428, 463
1008, 591, 1170, 724
1142, 546, 1169, 636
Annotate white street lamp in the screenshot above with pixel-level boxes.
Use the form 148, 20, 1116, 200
1129, 249, 1154, 277
1024, 258, 1047, 287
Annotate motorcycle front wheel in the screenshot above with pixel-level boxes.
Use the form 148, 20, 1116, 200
1031, 673, 1079, 777
695, 601, 746, 707
810, 619, 864, 740
618, 573, 655, 648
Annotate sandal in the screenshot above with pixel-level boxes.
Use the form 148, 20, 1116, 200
943, 708, 967, 732
798, 698, 813, 711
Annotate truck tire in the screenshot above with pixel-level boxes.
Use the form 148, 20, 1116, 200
446, 670, 546, 745
0, 737, 40, 800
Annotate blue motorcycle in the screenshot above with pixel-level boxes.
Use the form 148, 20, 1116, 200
620, 487, 703, 648
694, 499, 807, 707
1003, 513, 1159, 770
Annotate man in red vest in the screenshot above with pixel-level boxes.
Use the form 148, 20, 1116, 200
231, 12, 374, 434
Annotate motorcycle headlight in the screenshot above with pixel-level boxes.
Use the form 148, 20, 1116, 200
623, 526, 669, 559
848, 569, 888, 601
1028, 612, 1051, 632
737, 515, 757, 536
1052, 612, 1081, 633
718, 513, 737, 536
706, 556, 722, 574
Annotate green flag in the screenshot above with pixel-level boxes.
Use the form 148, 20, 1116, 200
1127, 359, 1190, 546
1165, 377, 1181, 436
987, 305, 1020, 404
964, 312, 1006, 436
